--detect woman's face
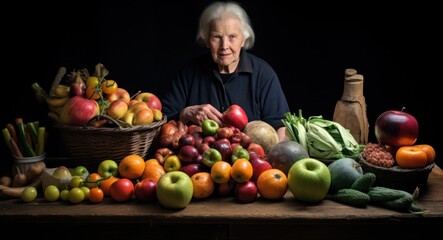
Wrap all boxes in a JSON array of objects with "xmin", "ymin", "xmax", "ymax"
[{"xmin": 208, "ymin": 16, "xmax": 245, "ymax": 73}]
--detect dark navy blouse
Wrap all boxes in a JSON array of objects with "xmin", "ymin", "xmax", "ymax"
[{"xmin": 162, "ymin": 49, "xmax": 290, "ymax": 128}]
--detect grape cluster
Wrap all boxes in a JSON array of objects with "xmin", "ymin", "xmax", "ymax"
[{"xmin": 361, "ymin": 143, "xmax": 396, "ymax": 168}]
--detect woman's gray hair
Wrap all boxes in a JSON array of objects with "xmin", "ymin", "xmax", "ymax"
[{"xmin": 196, "ymin": 1, "xmax": 255, "ymax": 50}]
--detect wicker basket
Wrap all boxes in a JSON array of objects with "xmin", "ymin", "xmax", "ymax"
[
  {"xmin": 53, "ymin": 115, "xmax": 166, "ymax": 170},
  {"xmin": 359, "ymin": 154, "xmax": 434, "ymax": 194}
]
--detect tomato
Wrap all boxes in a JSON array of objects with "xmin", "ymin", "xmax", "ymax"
[
  {"xmin": 86, "ymin": 85, "xmax": 102, "ymax": 100},
  {"xmin": 414, "ymin": 144, "xmax": 436, "ymax": 164},
  {"xmin": 89, "ymin": 187, "xmax": 104, "ymax": 203},
  {"xmin": 86, "ymin": 76, "xmax": 100, "ymax": 87},
  {"xmin": 395, "ymin": 146, "xmax": 428, "ymax": 169},
  {"xmin": 101, "ymin": 79, "xmax": 118, "ymax": 95},
  {"xmin": 85, "ymin": 173, "xmax": 102, "ymax": 188}
]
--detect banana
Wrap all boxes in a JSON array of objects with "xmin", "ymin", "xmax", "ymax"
[
  {"xmin": 46, "ymin": 96, "xmax": 69, "ymax": 108},
  {"xmin": 48, "ymin": 111, "xmax": 61, "ymax": 123},
  {"xmin": 52, "ymin": 84, "xmax": 71, "ymax": 98},
  {"xmin": 0, "ymin": 174, "xmax": 42, "ymax": 199}
]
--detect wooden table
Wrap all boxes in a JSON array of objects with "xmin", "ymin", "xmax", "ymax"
[{"xmin": 1, "ymin": 165, "xmax": 442, "ymax": 240}]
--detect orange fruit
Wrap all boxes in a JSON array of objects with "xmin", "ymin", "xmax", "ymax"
[
  {"xmin": 210, "ymin": 161, "xmax": 232, "ymax": 184},
  {"xmin": 140, "ymin": 159, "xmax": 166, "ymax": 183},
  {"xmin": 85, "ymin": 173, "xmax": 102, "ymax": 188},
  {"xmin": 395, "ymin": 146, "xmax": 428, "ymax": 169},
  {"xmin": 191, "ymin": 172, "xmax": 215, "ymax": 199},
  {"xmin": 230, "ymin": 158, "xmax": 253, "ymax": 183},
  {"xmin": 257, "ymin": 169, "xmax": 288, "ymax": 200},
  {"xmin": 414, "ymin": 144, "xmax": 436, "ymax": 164},
  {"xmin": 99, "ymin": 176, "xmax": 119, "ymax": 197},
  {"xmin": 89, "ymin": 187, "xmax": 104, "ymax": 203},
  {"xmin": 118, "ymin": 154, "xmax": 146, "ymax": 179}
]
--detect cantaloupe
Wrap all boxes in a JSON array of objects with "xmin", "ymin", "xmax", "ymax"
[{"xmin": 243, "ymin": 120, "xmax": 279, "ymax": 154}]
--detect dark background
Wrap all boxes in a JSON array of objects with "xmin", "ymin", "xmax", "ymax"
[{"xmin": 1, "ymin": 1, "xmax": 441, "ymax": 170}]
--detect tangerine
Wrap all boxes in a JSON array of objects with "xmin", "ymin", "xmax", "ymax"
[
  {"xmin": 191, "ymin": 172, "xmax": 215, "ymax": 199},
  {"xmin": 210, "ymin": 161, "xmax": 232, "ymax": 184},
  {"xmin": 118, "ymin": 154, "xmax": 146, "ymax": 179},
  {"xmin": 99, "ymin": 176, "xmax": 119, "ymax": 197},
  {"xmin": 230, "ymin": 158, "xmax": 253, "ymax": 183},
  {"xmin": 257, "ymin": 168, "xmax": 288, "ymax": 200},
  {"xmin": 140, "ymin": 159, "xmax": 166, "ymax": 183}
]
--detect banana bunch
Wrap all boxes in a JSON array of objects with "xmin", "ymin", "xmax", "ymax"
[
  {"xmin": 32, "ymin": 82, "xmax": 70, "ymax": 123},
  {"xmin": 46, "ymin": 84, "xmax": 71, "ymax": 123}
]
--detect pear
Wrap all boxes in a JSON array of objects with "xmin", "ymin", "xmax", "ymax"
[{"xmin": 52, "ymin": 166, "xmax": 72, "ymax": 179}]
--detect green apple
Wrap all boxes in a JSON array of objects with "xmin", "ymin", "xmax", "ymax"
[
  {"xmin": 202, "ymin": 148, "xmax": 222, "ymax": 167},
  {"xmin": 98, "ymin": 159, "xmax": 119, "ymax": 178},
  {"xmin": 287, "ymin": 158, "xmax": 331, "ymax": 203},
  {"xmin": 72, "ymin": 165, "xmax": 89, "ymax": 177},
  {"xmin": 156, "ymin": 171, "xmax": 193, "ymax": 209},
  {"xmin": 163, "ymin": 155, "xmax": 182, "ymax": 172},
  {"xmin": 201, "ymin": 119, "xmax": 219, "ymax": 136}
]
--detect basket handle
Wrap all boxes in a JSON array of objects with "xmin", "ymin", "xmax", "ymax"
[{"xmin": 83, "ymin": 115, "xmax": 126, "ymax": 129}]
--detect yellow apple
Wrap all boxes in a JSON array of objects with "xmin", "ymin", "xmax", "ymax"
[
  {"xmin": 107, "ymin": 99, "xmax": 129, "ymax": 120},
  {"xmin": 128, "ymin": 101, "xmax": 149, "ymax": 113},
  {"xmin": 107, "ymin": 88, "xmax": 130, "ymax": 104},
  {"xmin": 133, "ymin": 108, "xmax": 154, "ymax": 125}
]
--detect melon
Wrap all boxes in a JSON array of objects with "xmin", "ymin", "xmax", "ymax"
[
  {"xmin": 327, "ymin": 158, "xmax": 363, "ymax": 193},
  {"xmin": 266, "ymin": 140, "xmax": 309, "ymax": 175},
  {"xmin": 243, "ymin": 120, "xmax": 279, "ymax": 154}
]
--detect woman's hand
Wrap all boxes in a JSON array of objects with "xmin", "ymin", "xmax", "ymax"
[{"xmin": 180, "ymin": 104, "xmax": 223, "ymax": 126}]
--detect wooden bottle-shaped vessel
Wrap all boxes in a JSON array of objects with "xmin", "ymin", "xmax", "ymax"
[{"xmin": 333, "ymin": 68, "xmax": 369, "ymax": 144}]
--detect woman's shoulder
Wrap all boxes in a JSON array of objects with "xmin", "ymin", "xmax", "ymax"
[{"xmin": 242, "ymin": 51, "xmax": 276, "ymax": 73}]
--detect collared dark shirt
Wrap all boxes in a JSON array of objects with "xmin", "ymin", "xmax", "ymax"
[{"xmin": 162, "ymin": 50, "xmax": 290, "ymax": 128}]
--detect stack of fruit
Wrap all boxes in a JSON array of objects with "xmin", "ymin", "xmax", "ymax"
[{"xmin": 33, "ymin": 63, "xmax": 163, "ymax": 128}]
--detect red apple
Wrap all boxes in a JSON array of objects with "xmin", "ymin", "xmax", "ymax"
[
  {"xmin": 375, "ymin": 109, "xmax": 419, "ymax": 147},
  {"xmin": 247, "ymin": 143, "xmax": 266, "ymax": 159},
  {"xmin": 217, "ymin": 127, "xmax": 234, "ymax": 140},
  {"xmin": 222, "ymin": 104, "xmax": 249, "ymax": 130},
  {"xmin": 187, "ymin": 124, "xmax": 202, "ymax": 135},
  {"xmin": 234, "ymin": 180, "xmax": 258, "ymax": 203},
  {"xmin": 250, "ymin": 157, "xmax": 272, "ymax": 183},
  {"xmin": 178, "ymin": 145, "xmax": 199, "ymax": 163},
  {"xmin": 161, "ymin": 122, "xmax": 178, "ymax": 136},
  {"xmin": 197, "ymin": 142, "xmax": 211, "ymax": 155},
  {"xmin": 240, "ymin": 133, "xmax": 252, "ymax": 149},
  {"xmin": 154, "ymin": 147, "xmax": 174, "ymax": 164},
  {"xmin": 134, "ymin": 179, "xmax": 157, "ymax": 202},
  {"xmin": 110, "ymin": 178, "xmax": 134, "ymax": 202},
  {"xmin": 203, "ymin": 136, "xmax": 217, "ymax": 146},
  {"xmin": 135, "ymin": 92, "xmax": 162, "ymax": 111},
  {"xmin": 178, "ymin": 134, "xmax": 195, "ymax": 147},
  {"xmin": 179, "ymin": 163, "xmax": 205, "ymax": 177},
  {"xmin": 107, "ymin": 87, "xmax": 130, "ymax": 104},
  {"xmin": 59, "ymin": 96, "xmax": 100, "ymax": 126},
  {"xmin": 212, "ymin": 139, "xmax": 233, "ymax": 162},
  {"xmin": 216, "ymin": 179, "xmax": 236, "ymax": 197}
]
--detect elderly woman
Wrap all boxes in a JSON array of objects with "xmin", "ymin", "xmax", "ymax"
[{"xmin": 162, "ymin": 1, "xmax": 290, "ymax": 141}]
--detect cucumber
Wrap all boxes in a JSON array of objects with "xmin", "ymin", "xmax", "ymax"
[
  {"xmin": 351, "ymin": 172, "xmax": 376, "ymax": 193},
  {"xmin": 328, "ymin": 188, "xmax": 370, "ymax": 208}
]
